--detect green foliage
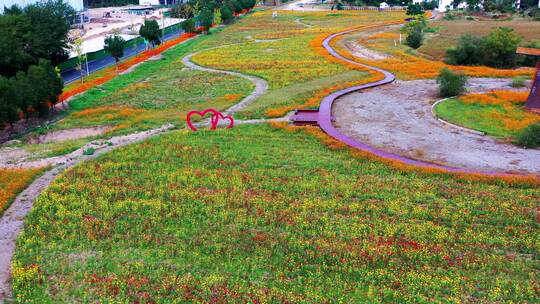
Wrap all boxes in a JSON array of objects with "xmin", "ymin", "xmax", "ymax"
[
  {"xmin": 198, "ymin": 6, "xmax": 214, "ymax": 32},
  {"xmin": 445, "ymin": 27, "xmax": 522, "ymax": 68},
  {"xmin": 180, "ymin": 18, "xmax": 196, "ymax": 33},
  {"xmin": 405, "ymin": 27, "xmax": 423, "ymax": 49},
  {"xmin": 170, "ymin": 3, "xmax": 195, "ymax": 19},
  {"xmin": 445, "ymin": 34, "xmax": 483, "ymax": 65},
  {"xmin": 139, "ymin": 19, "xmax": 162, "ymax": 47},
  {"xmin": 482, "ymin": 27, "xmax": 522, "ymax": 68},
  {"xmin": 214, "ymin": 8, "xmax": 222, "ymax": 25},
  {"xmin": 516, "ymin": 122, "xmax": 540, "ymax": 148},
  {"xmin": 220, "ymin": 4, "xmax": 233, "ymax": 23},
  {"xmin": 406, "ymin": 3, "xmax": 424, "ymax": 15},
  {"xmin": 104, "ymin": 35, "xmax": 126, "ymax": 63},
  {"xmin": 0, "ymin": 0, "xmax": 74, "ymax": 76},
  {"xmin": 437, "ymin": 68, "xmax": 467, "ymax": 97},
  {"xmin": 228, "ymin": 0, "xmax": 243, "ymax": 14},
  {"xmin": 82, "ymin": 147, "xmax": 96, "ymax": 155}
]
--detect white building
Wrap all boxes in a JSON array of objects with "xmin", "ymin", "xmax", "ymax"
[{"xmin": 1, "ymin": 0, "xmax": 84, "ymax": 13}]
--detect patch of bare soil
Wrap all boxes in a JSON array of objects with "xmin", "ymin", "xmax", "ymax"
[
  {"xmin": 119, "ymin": 54, "xmax": 164, "ymax": 75},
  {"xmin": 27, "ymin": 126, "xmax": 110, "ymax": 144},
  {"xmin": 344, "ymin": 40, "xmax": 389, "ymax": 60},
  {"xmin": 332, "ymin": 78, "xmax": 540, "ymax": 175}
]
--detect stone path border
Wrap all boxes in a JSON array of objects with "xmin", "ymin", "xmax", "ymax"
[
  {"xmin": 431, "ymin": 98, "xmax": 487, "ymax": 136},
  {"xmin": 317, "ymin": 25, "xmax": 539, "ymax": 181}
]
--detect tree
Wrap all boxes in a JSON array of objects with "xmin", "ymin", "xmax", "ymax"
[
  {"xmin": 406, "ymin": 27, "xmax": 424, "ymax": 49},
  {"xmin": 0, "ymin": 76, "xmax": 20, "ymax": 127},
  {"xmin": 72, "ymin": 37, "xmax": 87, "ymax": 83},
  {"xmin": 406, "ymin": 3, "xmax": 424, "ymax": 15},
  {"xmin": 181, "ymin": 18, "xmax": 196, "ymax": 33},
  {"xmin": 139, "ymin": 19, "xmax": 162, "ymax": 47},
  {"xmin": 220, "ymin": 4, "xmax": 233, "ymax": 23},
  {"xmin": 481, "ymin": 27, "xmax": 521, "ymax": 68},
  {"xmin": 199, "ymin": 6, "xmax": 214, "ymax": 33},
  {"xmin": 104, "ymin": 34, "xmax": 126, "ymax": 64},
  {"xmin": 0, "ymin": 0, "xmax": 74, "ymax": 77},
  {"xmin": 171, "ymin": 3, "xmax": 195, "ymax": 19},
  {"xmin": 214, "ymin": 8, "xmax": 222, "ymax": 25},
  {"xmin": 445, "ymin": 34, "xmax": 483, "ymax": 65}
]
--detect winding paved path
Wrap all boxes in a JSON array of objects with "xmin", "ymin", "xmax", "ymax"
[{"xmin": 317, "ymin": 24, "xmax": 540, "ymax": 179}]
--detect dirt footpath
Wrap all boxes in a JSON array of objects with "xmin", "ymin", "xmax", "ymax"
[{"xmin": 332, "ymin": 79, "xmax": 540, "ymax": 175}]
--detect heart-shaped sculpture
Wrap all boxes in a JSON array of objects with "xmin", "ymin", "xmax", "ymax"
[{"xmin": 186, "ymin": 108, "xmax": 234, "ymax": 131}]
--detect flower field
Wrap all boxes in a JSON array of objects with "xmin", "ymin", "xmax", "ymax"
[
  {"xmin": 12, "ymin": 124, "xmax": 540, "ymax": 302},
  {"xmin": 0, "ymin": 168, "xmax": 44, "ymax": 216},
  {"xmin": 434, "ymin": 90, "xmax": 540, "ymax": 138},
  {"xmin": 331, "ymin": 27, "xmax": 534, "ymax": 80},
  {"xmin": 191, "ymin": 10, "xmax": 406, "ymax": 117}
]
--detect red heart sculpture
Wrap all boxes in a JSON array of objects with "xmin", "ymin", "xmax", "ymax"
[{"xmin": 186, "ymin": 108, "xmax": 234, "ymax": 131}]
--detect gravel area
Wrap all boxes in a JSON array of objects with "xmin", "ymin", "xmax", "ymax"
[{"xmin": 333, "ymin": 79, "xmax": 540, "ymax": 174}]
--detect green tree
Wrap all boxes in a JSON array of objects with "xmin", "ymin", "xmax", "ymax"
[
  {"xmin": 220, "ymin": 4, "xmax": 233, "ymax": 23},
  {"xmin": 214, "ymin": 8, "xmax": 222, "ymax": 25},
  {"xmin": 181, "ymin": 18, "xmax": 196, "ymax": 33},
  {"xmin": 104, "ymin": 34, "xmax": 126, "ymax": 64},
  {"xmin": 170, "ymin": 3, "xmax": 195, "ymax": 19},
  {"xmin": 199, "ymin": 6, "xmax": 214, "ymax": 33},
  {"xmin": 481, "ymin": 27, "xmax": 522, "ymax": 68},
  {"xmin": 139, "ymin": 19, "xmax": 162, "ymax": 48},
  {"xmin": 0, "ymin": 76, "xmax": 20, "ymax": 127},
  {"xmin": 445, "ymin": 34, "xmax": 483, "ymax": 65}
]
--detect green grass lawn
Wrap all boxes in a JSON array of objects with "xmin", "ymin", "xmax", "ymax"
[
  {"xmin": 13, "ymin": 124, "xmax": 540, "ymax": 302},
  {"xmin": 434, "ymin": 98, "xmax": 538, "ymax": 138}
]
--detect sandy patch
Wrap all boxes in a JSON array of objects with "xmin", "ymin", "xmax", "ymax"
[
  {"xmin": 119, "ymin": 54, "xmax": 164, "ymax": 75},
  {"xmin": 333, "ymin": 78, "xmax": 540, "ymax": 175},
  {"xmin": 27, "ymin": 126, "xmax": 110, "ymax": 144}
]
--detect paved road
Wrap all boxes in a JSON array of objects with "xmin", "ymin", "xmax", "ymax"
[{"xmin": 61, "ymin": 28, "xmax": 184, "ymax": 84}]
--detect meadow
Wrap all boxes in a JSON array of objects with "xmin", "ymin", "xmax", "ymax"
[
  {"xmin": 418, "ymin": 19, "xmax": 540, "ymax": 61},
  {"xmin": 5, "ymin": 9, "xmax": 540, "ymax": 302},
  {"xmin": 434, "ymin": 90, "xmax": 540, "ymax": 138},
  {"xmin": 12, "ymin": 124, "xmax": 540, "ymax": 302}
]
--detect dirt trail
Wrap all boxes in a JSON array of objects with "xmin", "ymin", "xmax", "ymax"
[{"xmin": 182, "ymin": 50, "xmax": 269, "ymax": 115}]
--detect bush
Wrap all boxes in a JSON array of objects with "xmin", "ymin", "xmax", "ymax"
[
  {"xmin": 406, "ymin": 28, "xmax": 423, "ymax": 49},
  {"xmin": 445, "ymin": 34, "xmax": 483, "ymax": 65},
  {"xmin": 481, "ymin": 27, "xmax": 521, "ymax": 68},
  {"xmin": 181, "ymin": 18, "xmax": 196, "ymax": 33},
  {"xmin": 437, "ymin": 68, "xmax": 467, "ymax": 97},
  {"xmin": 198, "ymin": 7, "xmax": 214, "ymax": 33},
  {"xmin": 220, "ymin": 5, "xmax": 233, "ymax": 23},
  {"xmin": 445, "ymin": 27, "xmax": 522, "ymax": 68},
  {"xmin": 516, "ymin": 122, "xmax": 540, "ymax": 148}
]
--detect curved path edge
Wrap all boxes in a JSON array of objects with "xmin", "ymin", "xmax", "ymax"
[
  {"xmin": 182, "ymin": 50, "xmax": 269, "ymax": 115},
  {"xmin": 317, "ymin": 27, "xmax": 539, "ymax": 181}
]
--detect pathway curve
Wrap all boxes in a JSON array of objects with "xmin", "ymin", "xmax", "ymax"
[
  {"xmin": 317, "ymin": 23, "xmax": 540, "ymax": 178},
  {"xmin": 182, "ymin": 50, "xmax": 269, "ymax": 115}
]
